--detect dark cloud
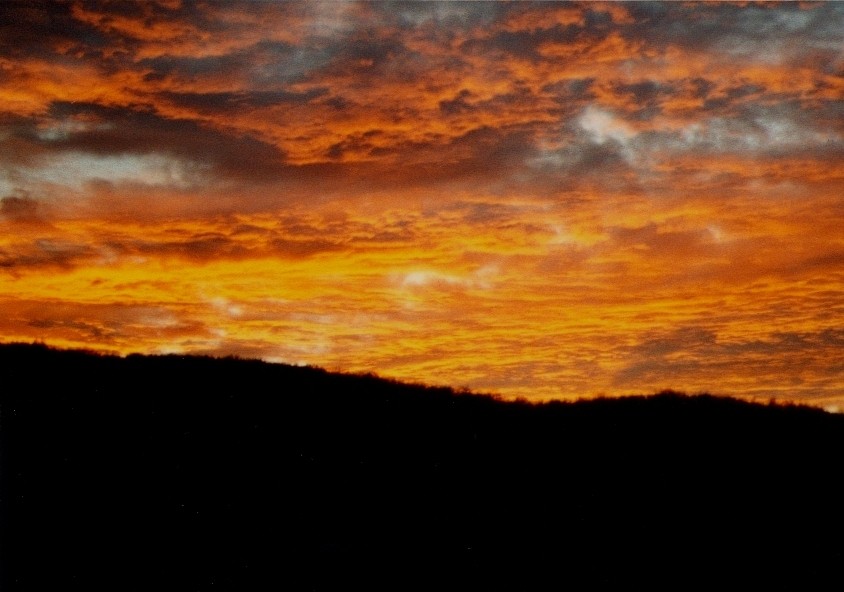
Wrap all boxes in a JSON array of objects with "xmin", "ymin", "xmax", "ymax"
[
  {"xmin": 337, "ymin": 36, "xmax": 402, "ymax": 69},
  {"xmin": 633, "ymin": 328, "xmax": 718, "ymax": 358},
  {"xmin": 573, "ymin": 141, "xmax": 629, "ymax": 171},
  {"xmin": 0, "ymin": 239, "xmax": 94, "ymax": 271},
  {"xmin": 526, "ymin": 128, "xmax": 634, "ymax": 187},
  {"xmin": 446, "ymin": 201, "xmax": 522, "ymax": 226},
  {"xmin": 583, "ymin": 7, "xmax": 615, "ymax": 30},
  {"xmin": 267, "ymin": 237, "xmax": 344, "ymax": 258},
  {"xmin": 1, "ymin": 194, "xmax": 40, "ymax": 222},
  {"xmin": 0, "ymin": 222, "xmax": 351, "ymax": 275},
  {"xmin": 390, "ymin": 125, "xmax": 537, "ymax": 185},
  {"xmin": 158, "ymin": 88, "xmax": 329, "ymax": 112},
  {"xmin": 777, "ymin": 249, "xmax": 844, "ymax": 280},
  {"xmin": 689, "ymin": 77, "xmax": 716, "ymax": 100},
  {"xmin": 439, "ymin": 89, "xmax": 474, "ymax": 117},
  {"xmin": 320, "ymin": 95, "xmax": 355, "ymax": 111},
  {"xmin": 701, "ymin": 83, "xmax": 765, "ymax": 113},
  {"xmin": 612, "ymin": 80, "xmax": 677, "ymax": 120},
  {"xmin": 0, "ymin": 1, "xmax": 105, "ymax": 60},
  {"xmin": 0, "ymin": 1, "xmax": 209, "ymax": 77},
  {"xmin": 317, "ymin": 124, "xmax": 541, "ymax": 189},
  {"xmin": 140, "ymin": 53, "xmax": 247, "ymax": 82},
  {"xmin": 542, "ymin": 78, "xmax": 596, "ymax": 101},
  {"xmin": 129, "ymin": 234, "xmax": 248, "ymax": 262},
  {"xmin": 437, "ymin": 83, "xmax": 546, "ymax": 120},
  {"xmin": 324, "ymin": 129, "xmax": 384, "ymax": 161},
  {"xmin": 614, "ymin": 326, "xmax": 844, "ymax": 389},
  {"xmin": 32, "ymin": 102, "xmax": 288, "ymax": 182},
  {"xmin": 28, "ymin": 317, "xmax": 111, "ymax": 340},
  {"xmin": 462, "ymin": 23, "xmax": 584, "ymax": 62},
  {"xmin": 611, "ymin": 327, "xmax": 722, "ymax": 388},
  {"xmin": 313, "ymin": 33, "xmax": 432, "ymax": 87},
  {"xmin": 15, "ymin": 299, "xmax": 203, "ymax": 344},
  {"xmin": 607, "ymin": 223, "xmax": 712, "ymax": 254},
  {"xmin": 482, "ymin": 86, "xmax": 540, "ymax": 115},
  {"xmin": 98, "ymin": 222, "xmax": 348, "ymax": 264},
  {"xmin": 140, "ymin": 39, "xmax": 337, "ymax": 86},
  {"xmin": 622, "ymin": 1, "xmax": 844, "ymax": 59}
]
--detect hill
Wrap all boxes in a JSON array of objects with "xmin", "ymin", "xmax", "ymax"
[{"xmin": 2, "ymin": 343, "xmax": 843, "ymax": 590}]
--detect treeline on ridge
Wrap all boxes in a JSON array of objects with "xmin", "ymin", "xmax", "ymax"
[{"xmin": 2, "ymin": 343, "xmax": 842, "ymax": 590}]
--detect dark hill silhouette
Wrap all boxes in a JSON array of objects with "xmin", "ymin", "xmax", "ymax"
[{"xmin": 2, "ymin": 343, "xmax": 843, "ymax": 590}]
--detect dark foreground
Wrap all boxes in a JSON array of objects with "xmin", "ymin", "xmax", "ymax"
[{"xmin": 2, "ymin": 344, "xmax": 843, "ymax": 590}]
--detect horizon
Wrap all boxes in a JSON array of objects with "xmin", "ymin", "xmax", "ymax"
[
  {"xmin": 2, "ymin": 339, "xmax": 840, "ymax": 414},
  {"xmin": 1, "ymin": 2, "xmax": 842, "ymax": 408}
]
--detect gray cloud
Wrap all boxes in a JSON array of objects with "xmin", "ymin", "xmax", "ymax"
[
  {"xmin": 461, "ymin": 23, "xmax": 585, "ymax": 62},
  {"xmin": 614, "ymin": 327, "xmax": 844, "ymax": 392},
  {"xmin": 385, "ymin": 2, "xmax": 504, "ymax": 30},
  {"xmin": 11, "ymin": 101, "xmax": 290, "ymax": 183},
  {"xmin": 622, "ymin": 2, "xmax": 844, "ymax": 71}
]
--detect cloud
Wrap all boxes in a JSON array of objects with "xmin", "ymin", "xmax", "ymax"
[
  {"xmin": 388, "ymin": 2, "xmax": 503, "ymax": 29},
  {"xmin": 0, "ymin": 2, "xmax": 103, "ymax": 61},
  {"xmin": 0, "ymin": 297, "xmax": 208, "ymax": 351},
  {"xmin": 1, "ymin": 193, "xmax": 40, "ymax": 222},
  {"xmin": 1, "ymin": 1, "xmax": 842, "ymax": 407},
  {"xmin": 0, "ymin": 239, "xmax": 94, "ymax": 271},
  {"xmin": 38, "ymin": 102, "xmax": 287, "ymax": 181},
  {"xmin": 158, "ymin": 88, "xmax": 329, "ymax": 112},
  {"xmin": 613, "ymin": 325, "xmax": 844, "ymax": 398}
]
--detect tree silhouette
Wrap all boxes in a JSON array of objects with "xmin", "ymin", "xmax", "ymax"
[{"xmin": 1, "ymin": 343, "xmax": 842, "ymax": 590}]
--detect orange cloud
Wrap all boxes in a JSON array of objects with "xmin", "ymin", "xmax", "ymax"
[{"xmin": 1, "ymin": 1, "xmax": 841, "ymax": 407}]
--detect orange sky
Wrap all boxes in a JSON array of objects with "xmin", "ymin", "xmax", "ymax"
[{"xmin": 1, "ymin": 1, "xmax": 842, "ymax": 408}]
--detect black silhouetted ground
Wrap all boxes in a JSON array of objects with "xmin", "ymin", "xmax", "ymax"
[{"xmin": 2, "ymin": 343, "xmax": 842, "ymax": 590}]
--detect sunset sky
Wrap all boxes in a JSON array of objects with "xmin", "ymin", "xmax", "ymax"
[{"xmin": 1, "ymin": 1, "xmax": 842, "ymax": 407}]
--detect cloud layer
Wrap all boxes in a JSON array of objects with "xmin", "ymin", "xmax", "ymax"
[{"xmin": 1, "ymin": 1, "xmax": 842, "ymax": 406}]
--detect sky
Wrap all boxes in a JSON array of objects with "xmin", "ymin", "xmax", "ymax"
[{"xmin": 1, "ymin": 1, "xmax": 842, "ymax": 408}]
